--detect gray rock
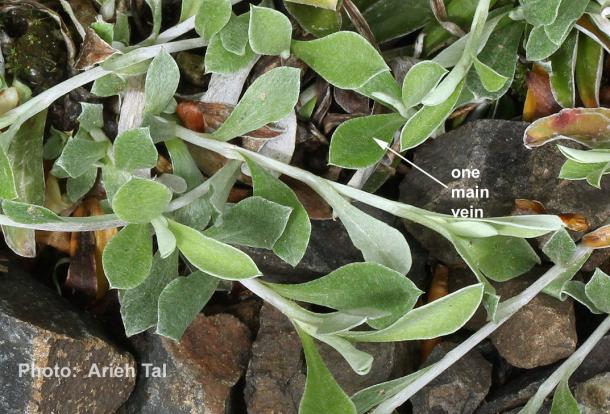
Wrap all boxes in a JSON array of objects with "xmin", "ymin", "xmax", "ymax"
[
  {"xmin": 491, "ymin": 272, "xmax": 577, "ymax": 369},
  {"xmin": 119, "ymin": 314, "xmax": 251, "ymax": 414},
  {"xmin": 0, "ymin": 270, "xmax": 135, "ymax": 414},
  {"xmin": 245, "ymin": 304, "xmax": 412, "ymax": 414},
  {"xmin": 411, "ymin": 342, "xmax": 492, "ymax": 414},
  {"xmin": 576, "ymin": 372, "xmax": 610, "ymax": 414},
  {"xmin": 399, "ymin": 120, "xmax": 610, "ymax": 265}
]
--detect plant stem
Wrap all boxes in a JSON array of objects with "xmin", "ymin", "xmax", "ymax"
[
  {"xmin": 370, "ymin": 245, "xmax": 592, "ymax": 414},
  {"xmin": 519, "ymin": 313, "xmax": 610, "ymax": 413}
]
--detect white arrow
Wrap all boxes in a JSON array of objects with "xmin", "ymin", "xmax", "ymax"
[{"xmin": 373, "ymin": 138, "xmax": 448, "ymax": 189}]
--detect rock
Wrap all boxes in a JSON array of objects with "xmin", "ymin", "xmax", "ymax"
[
  {"xmin": 576, "ymin": 372, "xmax": 610, "ymax": 414},
  {"xmin": 478, "ymin": 334, "xmax": 610, "ymax": 413},
  {"xmin": 491, "ymin": 271, "xmax": 577, "ymax": 369},
  {"xmin": 119, "ymin": 314, "xmax": 251, "ymax": 414},
  {"xmin": 411, "ymin": 342, "xmax": 492, "ymax": 414},
  {"xmin": 399, "ymin": 120, "xmax": 610, "ymax": 266},
  {"xmin": 245, "ymin": 304, "xmax": 412, "ymax": 413},
  {"xmin": 0, "ymin": 270, "xmax": 135, "ymax": 414}
]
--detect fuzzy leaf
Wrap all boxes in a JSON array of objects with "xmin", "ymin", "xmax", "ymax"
[
  {"xmin": 543, "ymin": 228, "xmax": 577, "ymax": 266},
  {"xmin": 329, "ymin": 114, "xmax": 405, "ymax": 169},
  {"xmin": 168, "ymin": 219, "xmax": 261, "ymax": 280},
  {"xmin": 522, "ymin": 0, "xmax": 562, "ymax": 27},
  {"xmin": 576, "ymin": 34, "xmax": 603, "ymax": 108},
  {"xmin": 220, "ymin": 13, "xmax": 250, "ymax": 56},
  {"xmin": 67, "ymin": 166, "xmax": 98, "ymax": 202},
  {"xmin": 91, "ymin": 73, "xmax": 127, "ymax": 97},
  {"xmin": 291, "ymin": 32, "xmax": 389, "ymax": 89},
  {"xmin": 473, "ymin": 57, "xmax": 509, "ymax": 93},
  {"xmin": 156, "ymin": 271, "xmax": 220, "ymax": 341},
  {"xmin": 212, "ymin": 67, "xmax": 300, "ymax": 141},
  {"xmin": 585, "ymin": 269, "xmax": 610, "ymax": 313},
  {"xmin": 78, "ymin": 103, "xmax": 104, "ymax": 131},
  {"xmin": 151, "ymin": 216, "xmax": 177, "ymax": 258},
  {"xmin": 467, "ymin": 236, "xmax": 540, "ymax": 282},
  {"xmin": 112, "ymin": 178, "xmax": 173, "ymax": 224},
  {"xmin": 113, "ymin": 128, "xmax": 158, "ymax": 171},
  {"xmin": 145, "ymin": 50, "xmax": 180, "ymax": 115},
  {"xmin": 2, "ymin": 200, "xmax": 62, "ymax": 224},
  {"xmin": 102, "ymin": 224, "xmax": 153, "ymax": 289},
  {"xmin": 195, "ymin": 0, "xmax": 232, "ymax": 42},
  {"xmin": 54, "ymin": 138, "xmax": 109, "ymax": 178},
  {"xmin": 249, "ymin": 5, "xmax": 292, "ymax": 57},
  {"xmin": 550, "ymin": 379, "xmax": 580, "ymax": 414},
  {"xmin": 204, "ymin": 33, "xmax": 256, "ymax": 74},
  {"xmin": 401, "ymin": 61, "xmax": 447, "ymax": 109},
  {"xmin": 550, "ymin": 31, "xmax": 578, "ymax": 108},
  {"xmin": 284, "ymin": 1, "xmax": 341, "ymax": 38}
]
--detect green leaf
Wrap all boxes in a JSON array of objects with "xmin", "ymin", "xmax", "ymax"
[
  {"xmin": 168, "ymin": 219, "xmax": 261, "ymax": 280},
  {"xmin": 145, "ymin": 0, "xmax": 162, "ymax": 38},
  {"xmin": 473, "ymin": 57, "xmax": 509, "ymax": 93},
  {"xmin": 267, "ymin": 262, "xmax": 423, "ymax": 329},
  {"xmin": 467, "ymin": 236, "xmax": 540, "ymax": 282},
  {"xmin": 102, "ymin": 224, "xmax": 153, "ymax": 289},
  {"xmin": 249, "ymin": 5, "xmax": 292, "ymax": 57},
  {"xmin": 115, "ymin": 12, "xmax": 130, "ymax": 44},
  {"xmin": 284, "ymin": 1, "xmax": 341, "ymax": 38},
  {"xmin": 204, "ymin": 32, "xmax": 256, "ymax": 74},
  {"xmin": 585, "ymin": 269, "xmax": 610, "ymax": 313},
  {"xmin": 144, "ymin": 50, "xmax": 180, "ymax": 115},
  {"xmin": 66, "ymin": 166, "xmax": 97, "ymax": 202},
  {"xmin": 2, "ymin": 200, "xmax": 62, "ymax": 224},
  {"xmin": 543, "ymin": 229, "xmax": 577, "ymax": 266},
  {"xmin": 550, "ymin": 30, "xmax": 578, "ymax": 108},
  {"xmin": 315, "ymin": 183, "xmax": 411, "ymax": 274},
  {"xmin": 562, "ymin": 280, "xmax": 602, "ymax": 314},
  {"xmin": 362, "ymin": 0, "xmax": 432, "ymax": 43},
  {"xmin": 401, "ymin": 61, "xmax": 447, "ymax": 109},
  {"xmin": 0, "ymin": 145, "xmax": 17, "ymax": 200},
  {"xmin": 576, "ymin": 34, "xmax": 603, "ymax": 108},
  {"xmin": 101, "ymin": 165, "xmax": 131, "ymax": 203},
  {"xmin": 522, "ymin": 0, "xmax": 562, "ymax": 27},
  {"xmin": 297, "ymin": 328, "xmax": 357, "ymax": 414},
  {"xmin": 207, "ymin": 160, "xmax": 241, "ymax": 219},
  {"xmin": 204, "ymin": 196, "xmax": 292, "ymax": 248},
  {"xmin": 329, "ymin": 114, "xmax": 405, "ymax": 169},
  {"xmin": 559, "ymin": 159, "xmax": 610, "ymax": 181},
  {"xmin": 151, "ymin": 216, "xmax": 177, "ymax": 259},
  {"xmin": 558, "ymin": 146, "xmax": 610, "ymax": 164},
  {"xmin": 91, "ymin": 73, "xmax": 127, "ymax": 97},
  {"xmin": 341, "ymin": 284, "xmax": 484, "ymax": 342},
  {"xmin": 120, "ymin": 251, "xmax": 179, "ymax": 336},
  {"xmin": 78, "ymin": 103, "xmax": 104, "ymax": 131},
  {"xmin": 113, "ymin": 128, "xmax": 158, "ymax": 171},
  {"xmin": 291, "ymin": 32, "xmax": 389, "ymax": 89},
  {"xmin": 544, "ymin": 0, "xmax": 589, "ymax": 45},
  {"xmin": 245, "ymin": 157, "xmax": 311, "ymax": 266},
  {"xmin": 550, "ymin": 379, "xmax": 580, "ymax": 414},
  {"xmin": 285, "ymin": 0, "xmax": 338, "ymax": 10},
  {"xmin": 220, "ymin": 13, "xmax": 250, "ymax": 56},
  {"xmin": 43, "ymin": 128, "xmax": 67, "ymax": 160},
  {"xmin": 91, "ymin": 21, "xmax": 114, "ymax": 44},
  {"xmin": 55, "ymin": 138, "xmax": 108, "ymax": 178},
  {"xmin": 112, "ymin": 178, "xmax": 172, "ymax": 224},
  {"xmin": 156, "ymin": 271, "xmax": 220, "ymax": 341},
  {"xmin": 400, "ymin": 81, "xmax": 463, "ymax": 151},
  {"xmin": 212, "ymin": 67, "xmax": 300, "ymax": 141},
  {"xmin": 180, "ymin": 0, "xmax": 201, "ymax": 22},
  {"xmin": 525, "ymin": 26, "xmax": 562, "ymax": 61},
  {"xmin": 195, "ymin": 0, "xmax": 232, "ymax": 42},
  {"xmin": 466, "ymin": 19, "xmax": 524, "ymax": 100}
]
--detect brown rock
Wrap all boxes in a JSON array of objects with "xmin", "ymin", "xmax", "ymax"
[
  {"xmin": 0, "ymin": 270, "xmax": 135, "ymax": 414},
  {"xmin": 491, "ymin": 273, "xmax": 577, "ymax": 369},
  {"xmin": 120, "ymin": 314, "xmax": 251, "ymax": 414}
]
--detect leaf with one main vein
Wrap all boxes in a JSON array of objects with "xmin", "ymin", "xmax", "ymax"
[
  {"xmin": 297, "ymin": 327, "xmax": 357, "ymax": 414},
  {"xmin": 585, "ymin": 269, "xmax": 610, "ymax": 313},
  {"xmin": 212, "ymin": 67, "xmax": 300, "ymax": 141},
  {"xmin": 55, "ymin": 138, "xmax": 108, "ymax": 179},
  {"xmin": 207, "ymin": 160, "xmax": 242, "ymax": 219},
  {"xmin": 67, "ymin": 166, "xmax": 98, "ymax": 202},
  {"xmin": 560, "ymin": 159, "xmax": 610, "ymax": 181},
  {"xmin": 550, "ymin": 30, "xmax": 578, "ymax": 108},
  {"xmin": 284, "ymin": 1, "xmax": 341, "ymax": 38},
  {"xmin": 113, "ymin": 127, "xmax": 158, "ymax": 171},
  {"xmin": 522, "ymin": 0, "xmax": 562, "ymax": 27},
  {"xmin": 151, "ymin": 216, "xmax": 177, "ymax": 258},
  {"xmin": 544, "ymin": 0, "xmax": 589, "ymax": 45},
  {"xmin": 562, "ymin": 280, "xmax": 602, "ymax": 314},
  {"xmin": 285, "ymin": 0, "xmax": 338, "ymax": 11},
  {"xmin": 472, "ymin": 57, "xmax": 509, "ymax": 93},
  {"xmin": 102, "ymin": 224, "xmax": 153, "ymax": 289},
  {"xmin": 329, "ymin": 114, "xmax": 406, "ymax": 169},
  {"xmin": 310, "ymin": 330, "xmax": 373, "ymax": 375},
  {"xmin": 120, "ymin": 250, "xmax": 179, "ymax": 336},
  {"xmin": 1, "ymin": 200, "xmax": 63, "ymax": 224},
  {"xmin": 576, "ymin": 34, "xmax": 603, "ymax": 108},
  {"xmin": 267, "ymin": 262, "xmax": 422, "ymax": 329},
  {"xmin": 526, "ymin": 25, "xmax": 563, "ymax": 61},
  {"xmin": 400, "ymin": 80, "xmax": 463, "ymax": 151},
  {"xmin": 549, "ymin": 379, "xmax": 580, "ymax": 414},
  {"xmin": 401, "ymin": 61, "xmax": 447, "ymax": 109},
  {"xmin": 78, "ymin": 103, "xmax": 104, "ymax": 131},
  {"xmin": 168, "ymin": 218, "xmax": 261, "ymax": 280},
  {"xmin": 356, "ymin": 71, "xmax": 403, "ymax": 111},
  {"xmin": 340, "ymin": 284, "xmax": 484, "ymax": 342},
  {"xmin": 204, "ymin": 196, "xmax": 292, "ymax": 248},
  {"xmin": 466, "ymin": 19, "xmax": 524, "ymax": 100},
  {"xmin": 204, "ymin": 32, "xmax": 256, "ymax": 74},
  {"xmin": 249, "ymin": 5, "xmax": 292, "ymax": 57},
  {"xmin": 112, "ymin": 178, "xmax": 173, "ymax": 224},
  {"xmin": 362, "ymin": 0, "xmax": 432, "ymax": 43},
  {"xmin": 245, "ymin": 157, "xmax": 311, "ymax": 266},
  {"xmin": 195, "ymin": 0, "xmax": 232, "ymax": 42},
  {"xmin": 145, "ymin": 0, "xmax": 162, "ymax": 38},
  {"xmin": 467, "ymin": 214, "xmax": 565, "ymax": 238},
  {"xmin": 144, "ymin": 50, "xmax": 180, "ymax": 115},
  {"xmin": 543, "ymin": 228, "xmax": 577, "ymax": 266},
  {"xmin": 291, "ymin": 31, "xmax": 389, "ymax": 90},
  {"xmin": 180, "ymin": 0, "xmax": 200, "ymax": 22},
  {"xmin": 156, "ymin": 271, "xmax": 220, "ymax": 341},
  {"xmin": 585, "ymin": 162, "xmax": 610, "ymax": 188},
  {"xmin": 466, "ymin": 236, "xmax": 540, "ymax": 282},
  {"xmin": 315, "ymin": 182, "xmax": 411, "ymax": 275},
  {"xmin": 558, "ymin": 146, "xmax": 610, "ymax": 164},
  {"xmin": 220, "ymin": 13, "xmax": 250, "ymax": 56},
  {"xmin": 0, "ymin": 145, "xmax": 17, "ymax": 200},
  {"xmin": 543, "ymin": 248, "xmax": 592, "ymax": 299}
]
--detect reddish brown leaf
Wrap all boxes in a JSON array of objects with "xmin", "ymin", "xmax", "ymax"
[
  {"xmin": 583, "ymin": 224, "xmax": 610, "ymax": 248},
  {"xmin": 523, "ymin": 66, "xmax": 561, "ymax": 122},
  {"xmin": 74, "ymin": 28, "xmax": 117, "ymax": 70},
  {"xmin": 558, "ymin": 213, "xmax": 590, "ymax": 233}
]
